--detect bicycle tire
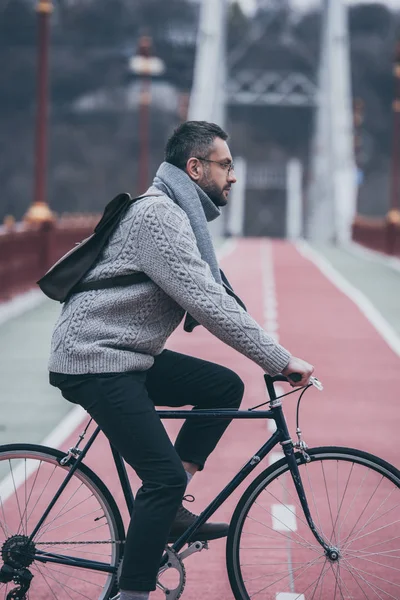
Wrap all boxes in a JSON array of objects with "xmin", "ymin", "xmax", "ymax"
[
  {"xmin": 0, "ymin": 443, "xmax": 125, "ymax": 600},
  {"xmin": 226, "ymin": 446, "xmax": 400, "ymax": 600}
]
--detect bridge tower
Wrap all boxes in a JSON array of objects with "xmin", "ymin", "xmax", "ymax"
[
  {"xmin": 306, "ymin": 0, "xmax": 357, "ymax": 244},
  {"xmin": 188, "ymin": 0, "xmax": 356, "ymax": 243},
  {"xmin": 188, "ymin": 0, "xmax": 227, "ymax": 127}
]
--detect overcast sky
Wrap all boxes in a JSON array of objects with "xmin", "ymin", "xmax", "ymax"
[{"xmin": 237, "ymin": 0, "xmax": 400, "ymax": 16}]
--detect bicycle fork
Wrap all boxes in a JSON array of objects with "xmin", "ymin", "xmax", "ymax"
[{"xmin": 273, "ymin": 403, "xmax": 341, "ymax": 563}]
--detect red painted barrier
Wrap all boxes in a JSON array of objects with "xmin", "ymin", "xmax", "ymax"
[
  {"xmin": 1, "ymin": 212, "xmax": 399, "ymax": 304},
  {"xmin": 0, "ymin": 216, "xmax": 97, "ymax": 302},
  {"xmin": 352, "ymin": 214, "xmax": 400, "ymax": 256}
]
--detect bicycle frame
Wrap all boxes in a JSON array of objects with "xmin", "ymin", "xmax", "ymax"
[{"xmin": 28, "ymin": 376, "xmax": 330, "ymax": 576}]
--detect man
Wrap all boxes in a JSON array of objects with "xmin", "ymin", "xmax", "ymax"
[{"xmin": 49, "ymin": 121, "xmax": 313, "ymax": 600}]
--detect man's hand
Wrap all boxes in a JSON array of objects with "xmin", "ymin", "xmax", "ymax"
[{"xmin": 282, "ymin": 356, "xmax": 314, "ymax": 387}]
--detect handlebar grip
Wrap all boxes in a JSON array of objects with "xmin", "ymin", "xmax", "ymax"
[{"xmin": 287, "ymin": 373, "xmax": 302, "ymax": 384}]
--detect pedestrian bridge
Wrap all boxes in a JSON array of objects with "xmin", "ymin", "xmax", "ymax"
[{"xmin": 0, "ymin": 237, "xmax": 400, "ymax": 598}]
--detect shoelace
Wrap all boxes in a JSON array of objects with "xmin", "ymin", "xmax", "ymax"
[
  {"xmin": 178, "ymin": 494, "xmax": 196, "ymax": 518},
  {"xmin": 183, "ymin": 494, "xmax": 195, "ymax": 503}
]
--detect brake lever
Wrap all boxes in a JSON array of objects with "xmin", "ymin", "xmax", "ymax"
[
  {"xmin": 287, "ymin": 373, "xmax": 323, "ymax": 391},
  {"xmin": 310, "ymin": 376, "xmax": 323, "ymax": 391}
]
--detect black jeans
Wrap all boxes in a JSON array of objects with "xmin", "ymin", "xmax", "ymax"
[{"xmin": 49, "ymin": 349, "xmax": 244, "ymax": 591}]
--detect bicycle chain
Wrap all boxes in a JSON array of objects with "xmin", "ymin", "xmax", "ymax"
[{"xmin": 36, "ymin": 540, "xmax": 125, "ymax": 545}]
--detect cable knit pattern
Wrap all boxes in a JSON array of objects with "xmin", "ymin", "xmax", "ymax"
[{"xmin": 49, "ymin": 193, "xmax": 291, "ymax": 375}]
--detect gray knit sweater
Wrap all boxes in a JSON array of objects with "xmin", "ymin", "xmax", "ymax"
[{"xmin": 48, "ymin": 190, "xmax": 291, "ymax": 375}]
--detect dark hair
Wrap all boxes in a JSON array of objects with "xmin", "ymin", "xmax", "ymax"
[{"xmin": 165, "ymin": 121, "xmax": 228, "ymax": 170}]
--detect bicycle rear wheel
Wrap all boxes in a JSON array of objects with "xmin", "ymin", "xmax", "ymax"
[
  {"xmin": 0, "ymin": 444, "xmax": 125, "ymax": 600},
  {"xmin": 227, "ymin": 446, "xmax": 400, "ymax": 600}
]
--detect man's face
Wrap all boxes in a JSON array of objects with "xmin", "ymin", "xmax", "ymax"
[{"xmin": 189, "ymin": 137, "xmax": 237, "ymax": 207}]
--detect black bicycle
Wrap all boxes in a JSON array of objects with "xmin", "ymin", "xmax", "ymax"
[{"xmin": 0, "ymin": 374, "xmax": 399, "ymax": 600}]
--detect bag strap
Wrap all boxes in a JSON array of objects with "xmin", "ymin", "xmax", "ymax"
[
  {"xmin": 69, "ymin": 191, "xmax": 164, "ymax": 296},
  {"xmin": 72, "ymin": 272, "xmax": 150, "ymax": 294}
]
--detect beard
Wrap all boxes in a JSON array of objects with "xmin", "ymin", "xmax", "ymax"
[{"xmin": 199, "ymin": 177, "xmax": 229, "ymax": 207}]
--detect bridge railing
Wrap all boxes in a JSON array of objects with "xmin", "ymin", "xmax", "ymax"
[
  {"xmin": 0, "ymin": 216, "xmax": 97, "ymax": 302},
  {"xmin": 1, "ymin": 213, "xmax": 399, "ymax": 304}
]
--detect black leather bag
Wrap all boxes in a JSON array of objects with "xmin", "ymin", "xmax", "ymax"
[
  {"xmin": 37, "ymin": 192, "xmax": 154, "ymax": 302},
  {"xmin": 37, "ymin": 190, "xmax": 248, "ymax": 334}
]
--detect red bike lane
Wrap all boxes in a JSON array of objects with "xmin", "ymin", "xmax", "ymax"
[{"xmin": 5, "ymin": 238, "xmax": 399, "ymax": 599}]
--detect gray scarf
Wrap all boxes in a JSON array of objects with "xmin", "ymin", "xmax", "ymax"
[{"xmin": 153, "ymin": 162, "xmax": 223, "ymax": 285}]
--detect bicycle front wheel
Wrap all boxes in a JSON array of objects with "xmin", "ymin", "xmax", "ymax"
[
  {"xmin": 0, "ymin": 444, "xmax": 125, "ymax": 600},
  {"xmin": 227, "ymin": 446, "xmax": 400, "ymax": 600}
]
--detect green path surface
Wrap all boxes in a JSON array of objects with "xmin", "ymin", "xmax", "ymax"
[
  {"xmin": 0, "ymin": 241, "xmax": 399, "ymax": 447},
  {"xmin": 311, "ymin": 243, "xmax": 400, "ymax": 338},
  {"xmin": 0, "ymin": 299, "xmax": 68, "ymax": 446}
]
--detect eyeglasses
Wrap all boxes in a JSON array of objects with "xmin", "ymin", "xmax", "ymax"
[{"xmin": 195, "ymin": 157, "xmax": 235, "ymax": 176}]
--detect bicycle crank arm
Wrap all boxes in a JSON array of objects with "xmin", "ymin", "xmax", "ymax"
[{"xmin": 178, "ymin": 540, "xmax": 208, "ymax": 561}]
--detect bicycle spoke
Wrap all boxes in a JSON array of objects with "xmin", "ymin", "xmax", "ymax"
[
  {"xmin": 346, "ymin": 554, "xmax": 400, "ymax": 574},
  {"xmin": 330, "ymin": 460, "xmax": 353, "ymax": 547},
  {"xmin": 305, "ymin": 461, "xmax": 324, "ymax": 538},
  {"xmin": 247, "ymin": 554, "xmax": 323, "ymax": 597},
  {"xmin": 35, "ymin": 483, "xmax": 88, "ymax": 540},
  {"xmin": 343, "ymin": 498, "xmax": 400, "ymax": 552},
  {"xmin": 251, "ymin": 500, "xmax": 320, "ymax": 550},
  {"xmin": 32, "ymin": 562, "xmax": 93, "ymax": 599},
  {"xmin": 340, "ymin": 475, "xmax": 385, "ymax": 548},
  {"xmin": 35, "ymin": 562, "xmax": 64, "ymax": 600},
  {"xmin": 37, "ymin": 505, "xmax": 104, "ymax": 541},
  {"xmin": 344, "ymin": 558, "xmax": 400, "ymax": 593},
  {"xmin": 0, "ymin": 448, "xmax": 121, "ymax": 600},
  {"xmin": 341, "ymin": 558, "xmax": 394, "ymax": 599},
  {"xmin": 309, "ymin": 558, "xmax": 329, "ymax": 600},
  {"xmin": 0, "ymin": 495, "xmax": 10, "ymax": 538},
  {"xmin": 348, "ymin": 548, "xmax": 400, "ymax": 559},
  {"xmin": 356, "ymin": 534, "xmax": 400, "ymax": 553},
  {"xmin": 230, "ymin": 450, "xmax": 400, "ymax": 600},
  {"xmin": 25, "ymin": 462, "xmax": 59, "ymax": 524},
  {"xmin": 330, "ymin": 562, "xmax": 349, "ymax": 600},
  {"xmin": 8, "ymin": 460, "xmax": 24, "ymax": 536},
  {"xmin": 344, "ymin": 518, "xmax": 400, "ymax": 546},
  {"xmin": 36, "ymin": 562, "xmax": 105, "ymax": 589},
  {"xmin": 320, "ymin": 461, "xmax": 337, "ymax": 547},
  {"xmin": 259, "ymin": 486, "xmax": 322, "ymax": 538},
  {"xmin": 246, "ymin": 513, "xmax": 319, "ymax": 553},
  {"xmin": 339, "ymin": 466, "xmax": 370, "ymax": 537}
]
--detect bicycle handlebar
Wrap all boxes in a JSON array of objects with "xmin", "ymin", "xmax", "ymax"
[{"xmin": 266, "ymin": 373, "xmax": 324, "ymax": 391}]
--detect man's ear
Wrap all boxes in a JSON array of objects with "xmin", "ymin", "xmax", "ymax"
[{"xmin": 186, "ymin": 157, "xmax": 201, "ymax": 182}]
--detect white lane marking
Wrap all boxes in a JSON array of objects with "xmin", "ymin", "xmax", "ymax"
[
  {"xmin": 262, "ymin": 240, "xmax": 299, "ymax": 598},
  {"xmin": 276, "ymin": 593, "xmax": 305, "ymax": 600},
  {"xmin": 0, "ymin": 406, "xmax": 87, "ymax": 504},
  {"xmin": 0, "ymin": 289, "xmax": 45, "ymax": 326},
  {"xmin": 272, "ymin": 504, "xmax": 297, "ymax": 531},
  {"xmin": 262, "ymin": 242, "xmax": 282, "ymax": 425},
  {"xmin": 296, "ymin": 240, "xmax": 400, "ymax": 358},
  {"xmin": 41, "ymin": 405, "xmax": 87, "ymax": 449},
  {"xmin": 269, "ymin": 451, "xmax": 284, "ymax": 466},
  {"xmin": 261, "ymin": 240, "xmax": 280, "ymax": 343}
]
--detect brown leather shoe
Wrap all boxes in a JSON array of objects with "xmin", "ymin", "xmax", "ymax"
[{"xmin": 168, "ymin": 495, "xmax": 229, "ymax": 542}]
